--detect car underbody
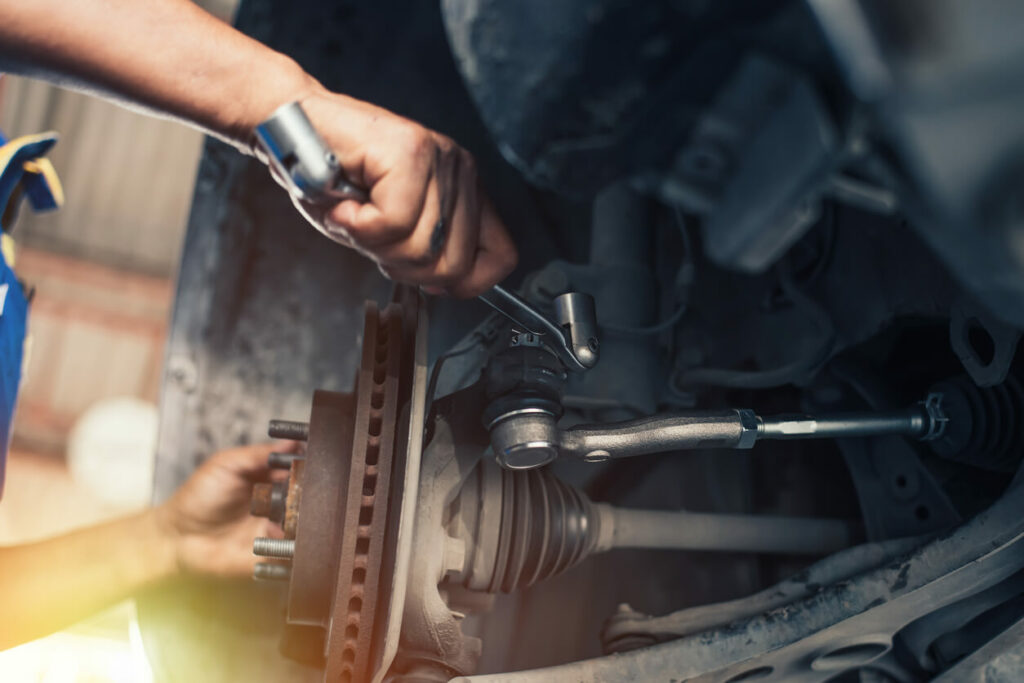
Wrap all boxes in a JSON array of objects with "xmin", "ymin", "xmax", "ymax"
[{"xmin": 142, "ymin": 1, "xmax": 1024, "ymax": 681}]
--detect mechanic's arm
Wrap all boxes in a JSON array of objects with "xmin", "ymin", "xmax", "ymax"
[
  {"xmin": 0, "ymin": 443, "xmax": 285, "ymax": 650},
  {"xmin": 0, "ymin": 0, "xmax": 515, "ymax": 296}
]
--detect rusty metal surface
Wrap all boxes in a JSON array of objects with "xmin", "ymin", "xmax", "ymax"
[
  {"xmin": 251, "ymin": 296, "xmax": 419, "ymax": 683},
  {"xmin": 141, "ymin": 0, "xmax": 582, "ymax": 675},
  {"xmin": 322, "ymin": 303, "xmax": 405, "ymax": 683},
  {"xmin": 288, "ymin": 391, "xmax": 355, "ymax": 627}
]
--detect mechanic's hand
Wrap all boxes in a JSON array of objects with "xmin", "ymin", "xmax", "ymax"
[
  {"xmin": 269, "ymin": 90, "xmax": 517, "ymax": 298},
  {"xmin": 155, "ymin": 442, "xmax": 294, "ymax": 578}
]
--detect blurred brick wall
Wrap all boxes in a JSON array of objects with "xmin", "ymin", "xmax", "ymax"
[
  {"xmin": 0, "ymin": 78, "xmax": 196, "ymax": 453},
  {"xmin": 12, "ymin": 246, "xmax": 172, "ymax": 453},
  {"xmin": 0, "ymin": 0, "xmax": 238, "ymax": 455}
]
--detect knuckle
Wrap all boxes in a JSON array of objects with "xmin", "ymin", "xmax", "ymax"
[
  {"xmin": 351, "ymin": 215, "xmax": 414, "ymax": 245},
  {"xmin": 451, "ymin": 278, "xmax": 487, "ymax": 299},
  {"xmin": 505, "ymin": 244, "xmax": 520, "ymax": 270},
  {"xmin": 459, "ymin": 149, "xmax": 477, "ymax": 175},
  {"xmin": 432, "ymin": 261, "xmax": 464, "ymax": 286},
  {"xmin": 444, "ymin": 246, "xmax": 473, "ymax": 280},
  {"xmin": 380, "ymin": 218, "xmax": 417, "ymax": 242},
  {"xmin": 399, "ymin": 124, "xmax": 434, "ymax": 158},
  {"xmin": 407, "ymin": 238, "xmax": 437, "ymax": 266},
  {"xmin": 390, "ymin": 230, "xmax": 437, "ymax": 267},
  {"xmin": 435, "ymin": 134, "xmax": 457, "ymax": 155}
]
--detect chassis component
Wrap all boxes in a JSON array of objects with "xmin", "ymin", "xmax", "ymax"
[
  {"xmin": 251, "ymin": 295, "xmax": 420, "ymax": 683},
  {"xmin": 454, "ymin": 474, "xmax": 1024, "ymax": 682},
  {"xmin": 491, "ymin": 396, "xmax": 948, "ymax": 466},
  {"xmin": 151, "ymin": 2, "xmax": 1024, "ymax": 681},
  {"xmin": 249, "ymin": 294, "xmax": 865, "ymax": 681}
]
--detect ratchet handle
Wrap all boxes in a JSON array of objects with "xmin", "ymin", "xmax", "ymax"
[
  {"xmin": 480, "ymin": 285, "xmax": 599, "ymax": 372},
  {"xmin": 256, "ymin": 103, "xmax": 599, "ymax": 372},
  {"xmin": 255, "ymin": 101, "xmax": 369, "ymax": 206}
]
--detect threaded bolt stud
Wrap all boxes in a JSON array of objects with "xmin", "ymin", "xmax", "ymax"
[
  {"xmin": 253, "ymin": 562, "xmax": 292, "ymax": 581},
  {"xmin": 268, "ymin": 420, "xmax": 309, "ymax": 441},
  {"xmin": 253, "ymin": 537, "xmax": 295, "ymax": 559},
  {"xmin": 268, "ymin": 451, "xmax": 301, "ymax": 469}
]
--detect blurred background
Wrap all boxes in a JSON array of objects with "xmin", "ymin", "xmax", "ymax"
[{"xmin": 0, "ymin": 1, "xmax": 236, "ymax": 680}]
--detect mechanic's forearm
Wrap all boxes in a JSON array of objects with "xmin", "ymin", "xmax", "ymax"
[
  {"xmin": 0, "ymin": 0, "xmax": 319, "ymax": 149},
  {"xmin": 0, "ymin": 509, "xmax": 177, "ymax": 650}
]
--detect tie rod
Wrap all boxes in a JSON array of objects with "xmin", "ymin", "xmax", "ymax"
[{"xmin": 489, "ymin": 395, "xmax": 948, "ymax": 468}]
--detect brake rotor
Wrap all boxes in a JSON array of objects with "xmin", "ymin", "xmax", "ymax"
[{"xmin": 254, "ymin": 292, "xmax": 420, "ymax": 683}]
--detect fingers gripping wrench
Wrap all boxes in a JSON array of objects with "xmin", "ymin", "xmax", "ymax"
[{"xmin": 254, "ymin": 101, "xmax": 600, "ymax": 372}]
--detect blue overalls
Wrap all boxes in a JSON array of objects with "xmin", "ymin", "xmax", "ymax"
[{"xmin": 0, "ymin": 127, "xmax": 63, "ymax": 498}]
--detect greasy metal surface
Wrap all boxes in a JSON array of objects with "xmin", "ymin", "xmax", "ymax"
[
  {"xmin": 440, "ymin": 0, "xmax": 794, "ymax": 195},
  {"xmin": 394, "ymin": 385, "xmax": 494, "ymax": 679},
  {"xmin": 454, "ymin": 475, "xmax": 1024, "ymax": 682},
  {"xmin": 758, "ymin": 407, "xmax": 927, "ymax": 440},
  {"xmin": 259, "ymin": 298, "xmax": 414, "ymax": 682},
  {"xmin": 478, "ymin": 285, "xmax": 598, "ymax": 371},
  {"xmin": 142, "ymin": 0, "xmax": 579, "ymax": 677},
  {"xmin": 560, "ymin": 410, "xmax": 753, "ymax": 459},
  {"xmin": 375, "ymin": 291, "xmax": 428, "ymax": 683},
  {"xmin": 593, "ymin": 505, "xmax": 856, "ymax": 556},
  {"xmin": 932, "ymin": 615, "xmax": 1024, "ymax": 682},
  {"xmin": 838, "ymin": 435, "xmax": 962, "ymax": 542},
  {"xmin": 288, "ymin": 391, "xmax": 355, "ymax": 626},
  {"xmin": 321, "ymin": 304, "xmax": 405, "ymax": 683},
  {"xmin": 949, "ymin": 298, "xmax": 1022, "ymax": 388},
  {"xmin": 601, "ymin": 537, "xmax": 925, "ymax": 652}
]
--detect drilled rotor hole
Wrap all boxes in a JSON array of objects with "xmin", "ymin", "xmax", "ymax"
[
  {"xmin": 363, "ymin": 475, "xmax": 377, "ymax": 496},
  {"xmin": 375, "ymin": 343, "xmax": 388, "ymax": 363},
  {"xmin": 353, "ymin": 567, "xmax": 366, "ymax": 584},
  {"xmin": 371, "ymin": 391, "xmax": 384, "ymax": 409},
  {"xmin": 359, "ymin": 506, "xmax": 373, "ymax": 525},
  {"xmin": 356, "ymin": 537, "xmax": 370, "ymax": 554},
  {"xmin": 348, "ymin": 597, "xmax": 362, "ymax": 613},
  {"xmin": 373, "ymin": 363, "xmax": 386, "ymax": 384},
  {"xmin": 369, "ymin": 414, "xmax": 382, "ymax": 436},
  {"xmin": 967, "ymin": 319, "xmax": 996, "ymax": 366},
  {"xmin": 345, "ymin": 624, "xmax": 358, "ymax": 639},
  {"xmin": 915, "ymin": 505, "xmax": 931, "ymax": 521},
  {"xmin": 725, "ymin": 666, "xmax": 773, "ymax": 682},
  {"xmin": 342, "ymin": 648, "xmax": 355, "ymax": 664},
  {"xmin": 366, "ymin": 444, "xmax": 380, "ymax": 466},
  {"xmin": 339, "ymin": 671, "xmax": 351, "ymax": 683}
]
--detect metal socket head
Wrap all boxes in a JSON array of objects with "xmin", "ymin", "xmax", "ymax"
[
  {"xmin": 554, "ymin": 292, "xmax": 600, "ymax": 369},
  {"xmin": 489, "ymin": 409, "xmax": 561, "ymax": 470}
]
